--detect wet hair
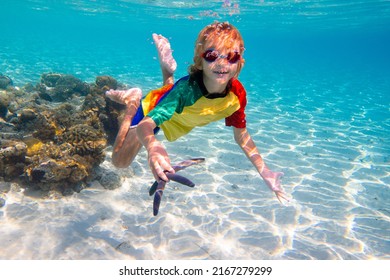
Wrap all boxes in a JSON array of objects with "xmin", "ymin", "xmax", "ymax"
[{"xmin": 188, "ymin": 21, "xmax": 245, "ymax": 77}]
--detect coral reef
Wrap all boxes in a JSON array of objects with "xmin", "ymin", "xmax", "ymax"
[
  {"xmin": 0, "ymin": 139, "xmax": 27, "ymax": 180},
  {"xmin": 0, "ymin": 73, "xmax": 127, "ymax": 195},
  {"xmin": 37, "ymin": 73, "xmax": 90, "ymax": 102}
]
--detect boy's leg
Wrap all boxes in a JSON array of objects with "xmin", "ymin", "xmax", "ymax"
[
  {"xmin": 112, "ymin": 128, "xmax": 143, "ymax": 168},
  {"xmin": 152, "ymin": 33, "xmax": 177, "ymax": 85},
  {"xmin": 106, "ymin": 88, "xmax": 143, "ymax": 168},
  {"xmin": 106, "ymin": 34, "xmax": 177, "ymax": 168}
]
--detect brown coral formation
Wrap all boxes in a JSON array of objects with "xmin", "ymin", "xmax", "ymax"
[
  {"xmin": 0, "ymin": 139, "xmax": 27, "ymax": 180},
  {"xmin": 0, "ymin": 73, "xmax": 127, "ymax": 195},
  {"xmin": 36, "ymin": 73, "xmax": 90, "ymax": 102}
]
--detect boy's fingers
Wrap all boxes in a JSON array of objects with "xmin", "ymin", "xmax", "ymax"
[{"xmin": 154, "ymin": 165, "xmax": 168, "ymax": 181}]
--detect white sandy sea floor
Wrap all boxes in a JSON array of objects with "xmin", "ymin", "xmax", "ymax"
[
  {"xmin": 0, "ymin": 119, "xmax": 389, "ymax": 260},
  {"xmin": 0, "ymin": 131, "xmax": 292, "ymax": 260},
  {"xmin": 1, "ymin": 68, "xmax": 389, "ymax": 260}
]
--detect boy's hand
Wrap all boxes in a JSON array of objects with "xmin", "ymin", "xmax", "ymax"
[
  {"xmin": 260, "ymin": 167, "xmax": 289, "ymax": 203},
  {"xmin": 147, "ymin": 142, "xmax": 175, "ymax": 182}
]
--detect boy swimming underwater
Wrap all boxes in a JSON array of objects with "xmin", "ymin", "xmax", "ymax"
[{"xmin": 106, "ymin": 22, "xmax": 288, "ymax": 203}]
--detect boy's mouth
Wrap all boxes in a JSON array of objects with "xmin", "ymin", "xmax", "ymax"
[{"xmin": 213, "ymin": 70, "xmax": 229, "ymax": 75}]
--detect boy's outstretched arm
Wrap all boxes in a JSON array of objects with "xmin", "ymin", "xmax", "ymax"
[
  {"xmin": 233, "ymin": 127, "xmax": 289, "ymax": 203},
  {"xmin": 136, "ymin": 117, "xmax": 175, "ymax": 182}
]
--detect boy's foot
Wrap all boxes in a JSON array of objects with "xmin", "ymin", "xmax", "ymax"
[
  {"xmin": 105, "ymin": 88, "xmax": 142, "ymax": 106},
  {"xmin": 153, "ymin": 33, "xmax": 177, "ymax": 74}
]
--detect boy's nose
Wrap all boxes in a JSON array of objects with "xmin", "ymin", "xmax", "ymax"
[{"xmin": 216, "ymin": 56, "xmax": 229, "ymax": 65}]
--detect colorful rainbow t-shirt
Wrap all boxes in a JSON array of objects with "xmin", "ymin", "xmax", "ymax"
[{"xmin": 132, "ymin": 74, "xmax": 247, "ymax": 142}]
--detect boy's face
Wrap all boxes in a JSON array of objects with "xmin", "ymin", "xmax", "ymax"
[{"xmin": 200, "ymin": 41, "xmax": 241, "ymax": 90}]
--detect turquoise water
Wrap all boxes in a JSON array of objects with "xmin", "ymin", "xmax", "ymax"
[{"xmin": 0, "ymin": 0, "xmax": 389, "ymax": 260}]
